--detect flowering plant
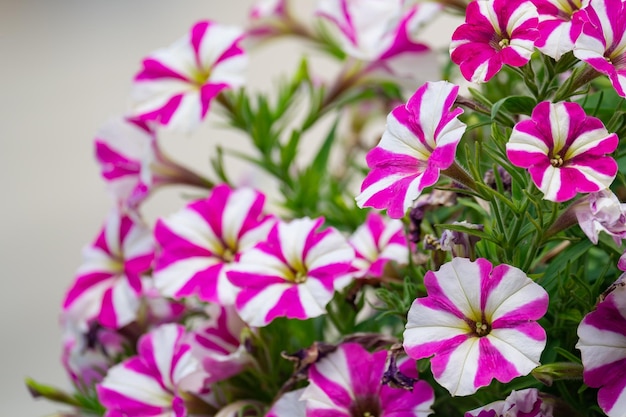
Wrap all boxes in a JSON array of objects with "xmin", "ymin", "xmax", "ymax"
[{"xmin": 26, "ymin": 1, "xmax": 626, "ymax": 416}]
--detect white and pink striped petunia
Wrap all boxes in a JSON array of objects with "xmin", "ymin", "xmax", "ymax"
[
  {"xmin": 300, "ymin": 342, "xmax": 434, "ymax": 417},
  {"xmin": 98, "ymin": 324, "xmax": 210, "ymax": 417},
  {"xmin": 577, "ymin": 282, "xmax": 626, "ymax": 417},
  {"xmin": 573, "ymin": 0, "xmax": 626, "ymax": 96},
  {"xmin": 575, "ymin": 189, "xmax": 626, "ymax": 245},
  {"xmin": 95, "ymin": 117, "xmax": 208, "ymax": 209},
  {"xmin": 190, "ymin": 304, "xmax": 250, "ymax": 384},
  {"xmin": 349, "ymin": 212, "xmax": 409, "ymax": 278},
  {"xmin": 316, "ymin": 0, "xmax": 441, "ymax": 84},
  {"xmin": 506, "ymin": 100, "xmax": 618, "ymax": 202},
  {"xmin": 62, "ymin": 210, "xmax": 154, "ymax": 330},
  {"xmin": 531, "ymin": 0, "xmax": 587, "ymax": 60},
  {"xmin": 130, "ymin": 20, "xmax": 247, "ymax": 132},
  {"xmin": 356, "ymin": 81, "xmax": 466, "ymax": 219},
  {"xmin": 226, "ymin": 217, "xmax": 354, "ymax": 327},
  {"xmin": 154, "ymin": 184, "xmax": 274, "ymax": 305},
  {"xmin": 465, "ymin": 388, "xmax": 554, "ymax": 417},
  {"xmin": 403, "ymin": 257, "xmax": 549, "ymax": 396},
  {"xmin": 450, "ymin": 0, "xmax": 539, "ymax": 83}
]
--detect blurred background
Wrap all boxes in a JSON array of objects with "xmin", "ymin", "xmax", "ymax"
[{"xmin": 0, "ymin": 1, "xmax": 458, "ymax": 414}]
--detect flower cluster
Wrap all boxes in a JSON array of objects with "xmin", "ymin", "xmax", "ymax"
[{"xmin": 29, "ymin": 1, "xmax": 626, "ymax": 417}]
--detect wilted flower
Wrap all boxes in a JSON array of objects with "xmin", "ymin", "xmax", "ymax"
[
  {"xmin": 465, "ymin": 388, "xmax": 554, "ymax": 417},
  {"xmin": 575, "ymin": 189, "xmax": 626, "ymax": 245}
]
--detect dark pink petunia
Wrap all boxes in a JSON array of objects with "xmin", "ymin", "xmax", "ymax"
[
  {"xmin": 577, "ymin": 281, "xmax": 626, "ymax": 417},
  {"xmin": 356, "ymin": 81, "xmax": 466, "ymax": 219},
  {"xmin": 62, "ymin": 210, "xmax": 154, "ymax": 330},
  {"xmin": 154, "ymin": 184, "xmax": 274, "ymax": 305},
  {"xmin": 506, "ymin": 100, "xmax": 618, "ymax": 202},
  {"xmin": 573, "ymin": 0, "xmax": 626, "ymax": 96},
  {"xmin": 450, "ymin": 0, "xmax": 539, "ymax": 83},
  {"xmin": 301, "ymin": 342, "xmax": 434, "ymax": 416},
  {"xmin": 130, "ymin": 20, "xmax": 247, "ymax": 132},
  {"xmin": 403, "ymin": 257, "xmax": 548, "ymax": 396},
  {"xmin": 227, "ymin": 217, "xmax": 354, "ymax": 327}
]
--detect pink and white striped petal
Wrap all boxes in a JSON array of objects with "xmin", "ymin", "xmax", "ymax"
[
  {"xmin": 131, "ymin": 21, "xmax": 247, "ymax": 132},
  {"xmin": 450, "ymin": 0, "xmax": 539, "ymax": 83},
  {"xmin": 531, "ymin": 0, "xmax": 587, "ymax": 60},
  {"xmin": 301, "ymin": 342, "xmax": 434, "ymax": 417},
  {"xmin": 190, "ymin": 304, "xmax": 250, "ymax": 384},
  {"xmin": 573, "ymin": 0, "xmax": 626, "ymax": 97},
  {"xmin": 154, "ymin": 184, "xmax": 274, "ymax": 305},
  {"xmin": 356, "ymin": 81, "xmax": 466, "ymax": 219},
  {"xmin": 349, "ymin": 212, "xmax": 409, "ymax": 278},
  {"xmin": 227, "ymin": 217, "xmax": 354, "ymax": 327},
  {"xmin": 265, "ymin": 388, "xmax": 306, "ymax": 417},
  {"xmin": 98, "ymin": 324, "xmax": 208, "ymax": 417},
  {"xmin": 577, "ymin": 283, "xmax": 626, "ymax": 417},
  {"xmin": 62, "ymin": 210, "xmax": 154, "ymax": 330},
  {"xmin": 506, "ymin": 100, "xmax": 618, "ymax": 202},
  {"xmin": 403, "ymin": 257, "xmax": 548, "ymax": 396}
]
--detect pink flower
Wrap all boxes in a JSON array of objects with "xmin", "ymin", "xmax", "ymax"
[
  {"xmin": 403, "ymin": 257, "xmax": 548, "ymax": 396},
  {"xmin": 575, "ymin": 189, "xmax": 626, "ymax": 245},
  {"xmin": 356, "ymin": 81, "xmax": 466, "ymax": 219},
  {"xmin": 301, "ymin": 342, "xmax": 434, "ymax": 417},
  {"xmin": 506, "ymin": 100, "xmax": 618, "ymax": 202},
  {"xmin": 573, "ymin": 0, "xmax": 626, "ymax": 96},
  {"xmin": 465, "ymin": 388, "xmax": 554, "ymax": 417},
  {"xmin": 154, "ymin": 184, "xmax": 274, "ymax": 305},
  {"xmin": 317, "ymin": 0, "xmax": 441, "ymax": 84},
  {"xmin": 190, "ymin": 305, "xmax": 250, "ymax": 384},
  {"xmin": 62, "ymin": 210, "xmax": 154, "ymax": 330},
  {"xmin": 247, "ymin": 0, "xmax": 291, "ymax": 40},
  {"xmin": 226, "ymin": 217, "xmax": 354, "ymax": 327},
  {"xmin": 450, "ymin": 0, "xmax": 539, "ymax": 83},
  {"xmin": 95, "ymin": 117, "xmax": 208, "ymax": 209},
  {"xmin": 130, "ymin": 21, "xmax": 247, "ymax": 132},
  {"xmin": 531, "ymin": 0, "xmax": 587, "ymax": 60},
  {"xmin": 349, "ymin": 212, "xmax": 409, "ymax": 278},
  {"xmin": 98, "ymin": 324, "xmax": 210, "ymax": 417},
  {"xmin": 577, "ymin": 282, "xmax": 626, "ymax": 417}
]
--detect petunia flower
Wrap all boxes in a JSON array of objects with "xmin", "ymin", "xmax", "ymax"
[
  {"xmin": 450, "ymin": 0, "xmax": 539, "ymax": 83},
  {"xmin": 531, "ymin": 0, "xmax": 588, "ymax": 60},
  {"xmin": 465, "ymin": 388, "xmax": 554, "ymax": 417},
  {"xmin": 265, "ymin": 389, "xmax": 306, "ymax": 417},
  {"xmin": 62, "ymin": 210, "xmax": 154, "ymax": 330},
  {"xmin": 189, "ymin": 304, "xmax": 250, "ymax": 384},
  {"xmin": 97, "ymin": 323, "xmax": 211, "ymax": 417},
  {"xmin": 130, "ymin": 20, "xmax": 247, "ymax": 132},
  {"xmin": 575, "ymin": 189, "xmax": 626, "ymax": 245},
  {"xmin": 403, "ymin": 257, "xmax": 548, "ymax": 396},
  {"xmin": 577, "ymin": 281, "xmax": 626, "ymax": 417},
  {"xmin": 356, "ymin": 80, "xmax": 466, "ymax": 219},
  {"xmin": 154, "ymin": 184, "xmax": 274, "ymax": 305},
  {"xmin": 506, "ymin": 100, "xmax": 618, "ymax": 202},
  {"xmin": 316, "ymin": 0, "xmax": 441, "ymax": 85},
  {"xmin": 301, "ymin": 342, "xmax": 435, "ymax": 417},
  {"xmin": 226, "ymin": 217, "xmax": 354, "ymax": 327},
  {"xmin": 95, "ymin": 117, "xmax": 209, "ymax": 209},
  {"xmin": 573, "ymin": 0, "xmax": 626, "ymax": 96}
]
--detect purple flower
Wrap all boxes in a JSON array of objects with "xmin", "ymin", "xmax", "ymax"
[
  {"xmin": 403, "ymin": 257, "xmax": 548, "ymax": 396},
  {"xmin": 574, "ymin": 0, "xmax": 626, "ymax": 97},
  {"xmin": 577, "ymin": 281, "xmax": 626, "ymax": 417},
  {"xmin": 130, "ymin": 21, "xmax": 247, "ymax": 132},
  {"xmin": 506, "ymin": 101, "xmax": 618, "ymax": 202},
  {"xmin": 301, "ymin": 342, "xmax": 434, "ymax": 417},
  {"xmin": 227, "ymin": 217, "xmax": 354, "ymax": 326},
  {"xmin": 450, "ymin": 0, "xmax": 539, "ymax": 83},
  {"xmin": 465, "ymin": 388, "xmax": 553, "ymax": 417},
  {"xmin": 575, "ymin": 189, "xmax": 626, "ymax": 245},
  {"xmin": 356, "ymin": 81, "xmax": 466, "ymax": 218}
]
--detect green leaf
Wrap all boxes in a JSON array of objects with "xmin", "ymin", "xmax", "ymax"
[
  {"xmin": 539, "ymin": 239, "xmax": 593, "ymax": 292},
  {"xmin": 491, "ymin": 95, "xmax": 537, "ymax": 120}
]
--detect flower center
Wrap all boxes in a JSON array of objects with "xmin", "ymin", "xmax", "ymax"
[
  {"xmin": 474, "ymin": 321, "xmax": 491, "ymax": 337},
  {"xmin": 293, "ymin": 270, "xmax": 307, "ymax": 283},
  {"xmin": 550, "ymin": 154, "xmax": 564, "ymax": 167},
  {"xmin": 350, "ymin": 396, "xmax": 381, "ymax": 417},
  {"xmin": 221, "ymin": 247, "xmax": 235, "ymax": 262},
  {"xmin": 498, "ymin": 38, "xmax": 510, "ymax": 48},
  {"xmin": 190, "ymin": 67, "xmax": 212, "ymax": 87}
]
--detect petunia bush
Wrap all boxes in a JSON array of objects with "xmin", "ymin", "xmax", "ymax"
[{"xmin": 26, "ymin": 1, "xmax": 626, "ymax": 416}]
